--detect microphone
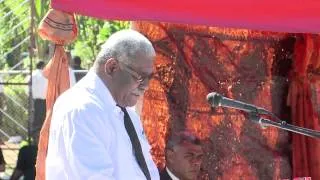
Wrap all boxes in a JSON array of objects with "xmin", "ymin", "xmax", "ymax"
[{"xmin": 206, "ymin": 92, "xmax": 270, "ymax": 115}]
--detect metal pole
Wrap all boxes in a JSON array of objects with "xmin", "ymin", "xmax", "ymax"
[
  {"xmin": 248, "ymin": 112, "xmax": 320, "ymax": 139},
  {"xmin": 28, "ymin": 0, "xmax": 36, "ymax": 145},
  {"xmin": 259, "ymin": 118, "xmax": 320, "ymax": 139}
]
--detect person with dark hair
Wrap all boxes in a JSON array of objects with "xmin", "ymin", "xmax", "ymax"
[
  {"xmin": 72, "ymin": 56, "xmax": 82, "ymax": 69},
  {"xmin": 160, "ymin": 131, "xmax": 204, "ymax": 180},
  {"xmin": 71, "ymin": 55, "xmax": 86, "ymax": 82},
  {"xmin": 25, "ymin": 61, "xmax": 47, "ymax": 144},
  {"xmin": 36, "ymin": 61, "xmax": 45, "ymax": 69}
]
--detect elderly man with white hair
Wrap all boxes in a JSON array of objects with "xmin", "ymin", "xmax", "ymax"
[{"xmin": 46, "ymin": 29, "xmax": 159, "ymax": 180}]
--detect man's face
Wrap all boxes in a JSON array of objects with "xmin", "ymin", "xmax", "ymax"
[
  {"xmin": 115, "ymin": 55, "xmax": 154, "ymax": 107},
  {"xmin": 167, "ymin": 142, "xmax": 204, "ymax": 180}
]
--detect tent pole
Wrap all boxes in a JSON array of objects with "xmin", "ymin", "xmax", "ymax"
[{"xmin": 28, "ymin": 0, "xmax": 36, "ymax": 145}]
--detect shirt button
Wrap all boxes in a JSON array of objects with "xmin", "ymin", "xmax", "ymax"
[{"xmin": 114, "ymin": 106, "xmax": 122, "ymax": 114}]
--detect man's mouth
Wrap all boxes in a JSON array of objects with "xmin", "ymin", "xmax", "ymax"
[{"xmin": 189, "ymin": 170, "xmax": 198, "ymax": 173}]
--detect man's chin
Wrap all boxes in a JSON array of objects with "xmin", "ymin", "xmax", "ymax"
[
  {"xmin": 126, "ymin": 99, "xmax": 139, "ymax": 107},
  {"xmin": 186, "ymin": 171, "xmax": 199, "ymax": 180},
  {"xmin": 124, "ymin": 102, "xmax": 136, "ymax": 107}
]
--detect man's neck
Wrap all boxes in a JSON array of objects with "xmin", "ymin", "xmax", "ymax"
[
  {"xmin": 166, "ymin": 167, "xmax": 180, "ymax": 180},
  {"xmin": 93, "ymin": 69, "xmax": 119, "ymax": 106}
]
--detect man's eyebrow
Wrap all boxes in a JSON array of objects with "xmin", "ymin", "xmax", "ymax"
[{"xmin": 184, "ymin": 152, "xmax": 195, "ymax": 157}]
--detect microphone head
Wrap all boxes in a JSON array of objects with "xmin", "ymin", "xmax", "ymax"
[{"xmin": 206, "ymin": 92, "xmax": 223, "ymax": 107}]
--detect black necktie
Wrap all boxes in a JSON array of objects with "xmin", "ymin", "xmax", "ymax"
[{"xmin": 118, "ymin": 106, "xmax": 151, "ymax": 180}]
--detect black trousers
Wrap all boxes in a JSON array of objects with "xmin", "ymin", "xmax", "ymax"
[{"xmin": 31, "ymin": 99, "xmax": 46, "ymax": 144}]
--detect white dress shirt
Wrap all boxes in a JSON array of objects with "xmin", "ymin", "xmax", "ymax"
[
  {"xmin": 46, "ymin": 70, "xmax": 159, "ymax": 180},
  {"xmin": 25, "ymin": 69, "xmax": 48, "ymax": 99},
  {"xmin": 166, "ymin": 167, "xmax": 180, "ymax": 180}
]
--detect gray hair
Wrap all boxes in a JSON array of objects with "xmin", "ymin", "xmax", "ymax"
[{"xmin": 94, "ymin": 29, "xmax": 155, "ymax": 68}]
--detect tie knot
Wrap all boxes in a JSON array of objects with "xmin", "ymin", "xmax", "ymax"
[{"xmin": 116, "ymin": 104, "xmax": 127, "ymax": 113}]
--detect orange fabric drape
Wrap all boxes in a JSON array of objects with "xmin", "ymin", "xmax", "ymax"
[
  {"xmin": 35, "ymin": 9, "xmax": 77, "ymax": 180},
  {"xmin": 133, "ymin": 22, "xmax": 292, "ymax": 179},
  {"xmin": 36, "ymin": 46, "xmax": 71, "ymax": 179},
  {"xmin": 287, "ymin": 34, "xmax": 320, "ymax": 179}
]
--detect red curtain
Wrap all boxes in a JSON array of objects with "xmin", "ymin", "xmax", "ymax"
[
  {"xmin": 287, "ymin": 34, "xmax": 320, "ymax": 178},
  {"xmin": 133, "ymin": 22, "xmax": 292, "ymax": 179},
  {"xmin": 51, "ymin": 0, "xmax": 320, "ymax": 33}
]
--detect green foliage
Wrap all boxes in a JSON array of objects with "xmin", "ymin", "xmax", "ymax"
[
  {"xmin": 70, "ymin": 18, "xmax": 129, "ymax": 68},
  {"xmin": 0, "ymin": 0, "xmax": 130, "ymax": 140},
  {"xmin": 1, "ymin": 74, "xmax": 29, "ymax": 139},
  {"xmin": 35, "ymin": 0, "xmax": 49, "ymax": 21},
  {"xmin": 0, "ymin": 0, "xmax": 129, "ymax": 69},
  {"xmin": 34, "ymin": 0, "xmax": 50, "ymax": 61},
  {"xmin": 0, "ymin": 0, "xmax": 30, "ymax": 69}
]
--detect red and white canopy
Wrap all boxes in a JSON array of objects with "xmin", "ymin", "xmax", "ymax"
[{"xmin": 52, "ymin": 0, "xmax": 320, "ymax": 33}]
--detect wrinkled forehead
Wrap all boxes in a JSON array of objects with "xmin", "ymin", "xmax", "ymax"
[{"xmin": 128, "ymin": 53, "xmax": 155, "ymax": 73}]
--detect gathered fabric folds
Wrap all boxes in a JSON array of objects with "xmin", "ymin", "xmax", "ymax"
[
  {"xmin": 35, "ymin": 9, "xmax": 78, "ymax": 180},
  {"xmin": 133, "ymin": 21, "xmax": 292, "ymax": 179},
  {"xmin": 287, "ymin": 34, "xmax": 320, "ymax": 178}
]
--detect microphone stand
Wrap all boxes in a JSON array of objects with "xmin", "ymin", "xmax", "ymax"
[{"xmin": 248, "ymin": 112, "xmax": 320, "ymax": 139}]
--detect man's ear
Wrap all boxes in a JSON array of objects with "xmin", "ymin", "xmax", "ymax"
[
  {"xmin": 165, "ymin": 149, "xmax": 174, "ymax": 164},
  {"xmin": 104, "ymin": 58, "xmax": 119, "ymax": 76}
]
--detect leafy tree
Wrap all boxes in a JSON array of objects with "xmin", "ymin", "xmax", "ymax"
[
  {"xmin": 0, "ymin": 0, "xmax": 129, "ymax": 141},
  {"xmin": 71, "ymin": 18, "xmax": 129, "ymax": 68},
  {"xmin": 0, "ymin": 0, "xmax": 31, "ymax": 69},
  {"xmin": 0, "ymin": 0, "xmax": 129, "ymax": 69}
]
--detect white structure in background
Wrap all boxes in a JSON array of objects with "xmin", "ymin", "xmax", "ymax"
[
  {"xmin": 69, "ymin": 68, "xmax": 76, "ymax": 87},
  {"xmin": 7, "ymin": 136, "xmax": 22, "ymax": 144}
]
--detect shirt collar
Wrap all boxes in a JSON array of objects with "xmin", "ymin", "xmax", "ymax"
[
  {"xmin": 166, "ymin": 167, "xmax": 180, "ymax": 180},
  {"xmin": 81, "ymin": 69, "xmax": 117, "ymax": 109}
]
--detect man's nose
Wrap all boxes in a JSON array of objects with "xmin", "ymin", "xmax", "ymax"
[{"xmin": 192, "ymin": 158, "xmax": 202, "ymax": 167}]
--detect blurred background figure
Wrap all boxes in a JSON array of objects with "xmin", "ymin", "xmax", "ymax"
[
  {"xmin": 9, "ymin": 143, "xmax": 37, "ymax": 180},
  {"xmin": 71, "ymin": 56, "xmax": 86, "ymax": 82},
  {"xmin": 160, "ymin": 131, "xmax": 204, "ymax": 180},
  {"xmin": 25, "ymin": 61, "xmax": 47, "ymax": 144}
]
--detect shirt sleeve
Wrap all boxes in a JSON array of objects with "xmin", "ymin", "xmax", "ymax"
[{"xmin": 54, "ymin": 106, "xmax": 116, "ymax": 180}]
